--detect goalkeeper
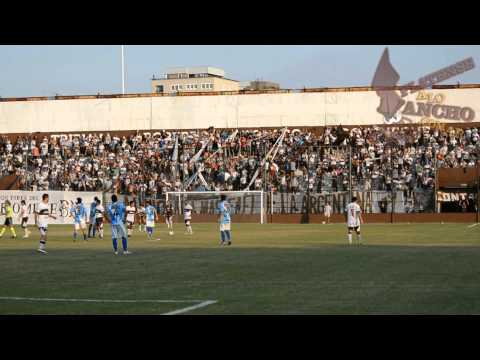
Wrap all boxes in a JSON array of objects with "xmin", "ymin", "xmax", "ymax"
[{"xmin": 217, "ymin": 195, "xmax": 231, "ymax": 246}]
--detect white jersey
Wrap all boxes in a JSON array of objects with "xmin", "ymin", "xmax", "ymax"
[
  {"xmin": 184, "ymin": 204, "xmax": 193, "ymax": 220},
  {"xmin": 21, "ymin": 205, "xmax": 28, "ymax": 218},
  {"xmin": 324, "ymin": 205, "xmax": 332, "ymax": 216},
  {"xmin": 37, "ymin": 202, "xmax": 50, "ymax": 228},
  {"xmin": 95, "ymin": 205, "xmax": 104, "ymax": 219},
  {"xmin": 346, "ymin": 202, "xmax": 361, "ymax": 228},
  {"xmin": 126, "ymin": 206, "xmax": 136, "ymax": 223}
]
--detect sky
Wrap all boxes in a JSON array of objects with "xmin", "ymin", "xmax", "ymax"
[{"xmin": 0, "ymin": 45, "xmax": 479, "ymax": 98}]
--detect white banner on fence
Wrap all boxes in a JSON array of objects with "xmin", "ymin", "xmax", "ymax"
[{"xmin": 0, "ymin": 191, "xmax": 102, "ymax": 225}]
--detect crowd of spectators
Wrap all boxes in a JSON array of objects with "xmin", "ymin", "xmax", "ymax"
[{"xmin": 0, "ymin": 125, "xmax": 478, "ymax": 202}]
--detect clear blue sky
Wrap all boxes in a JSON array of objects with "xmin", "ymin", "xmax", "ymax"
[{"xmin": 0, "ymin": 45, "xmax": 479, "ymax": 97}]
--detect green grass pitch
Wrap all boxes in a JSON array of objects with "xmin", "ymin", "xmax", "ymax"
[{"xmin": 0, "ymin": 222, "xmax": 479, "ymax": 315}]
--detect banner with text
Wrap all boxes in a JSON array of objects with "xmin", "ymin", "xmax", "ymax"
[{"xmin": 0, "ymin": 191, "xmax": 102, "ymax": 225}]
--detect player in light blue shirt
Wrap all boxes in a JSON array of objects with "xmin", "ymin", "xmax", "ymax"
[
  {"xmin": 145, "ymin": 200, "xmax": 158, "ymax": 238},
  {"xmin": 106, "ymin": 194, "xmax": 131, "ymax": 255},
  {"xmin": 88, "ymin": 197, "xmax": 98, "ymax": 238},
  {"xmin": 70, "ymin": 198, "xmax": 88, "ymax": 241},
  {"xmin": 218, "ymin": 194, "xmax": 232, "ymax": 246}
]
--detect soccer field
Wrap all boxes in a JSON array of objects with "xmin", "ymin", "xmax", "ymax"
[{"xmin": 0, "ymin": 222, "xmax": 479, "ymax": 315}]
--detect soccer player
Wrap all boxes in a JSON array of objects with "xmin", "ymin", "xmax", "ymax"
[
  {"xmin": 218, "ymin": 195, "xmax": 231, "ymax": 246},
  {"xmin": 346, "ymin": 196, "xmax": 363, "ymax": 245},
  {"xmin": 19, "ymin": 200, "xmax": 30, "ymax": 238},
  {"xmin": 126, "ymin": 200, "xmax": 136, "ymax": 237},
  {"xmin": 88, "ymin": 197, "xmax": 98, "ymax": 238},
  {"xmin": 184, "ymin": 202, "xmax": 193, "ymax": 235},
  {"xmin": 164, "ymin": 200, "xmax": 174, "ymax": 235},
  {"xmin": 145, "ymin": 200, "xmax": 158, "ymax": 239},
  {"xmin": 70, "ymin": 198, "xmax": 88, "ymax": 241},
  {"xmin": 95, "ymin": 198, "xmax": 105, "ymax": 239},
  {"xmin": 137, "ymin": 203, "xmax": 146, "ymax": 232},
  {"xmin": 324, "ymin": 202, "xmax": 332, "ymax": 224},
  {"xmin": 34, "ymin": 193, "xmax": 57, "ymax": 254},
  {"xmin": 0, "ymin": 200, "xmax": 17, "ymax": 239},
  {"xmin": 106, "ymin": 194, "xmax": 131, "ymax": 255}
]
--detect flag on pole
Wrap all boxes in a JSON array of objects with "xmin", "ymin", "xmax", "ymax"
[
  {"xmin": 189, "ymin": 139, "xmax": 209, "ymax": 165},
  {"xmin": 244, "ymin": 128, "xmax": 287, "ymax": 191}
]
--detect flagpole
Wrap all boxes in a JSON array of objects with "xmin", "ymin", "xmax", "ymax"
[{"xmin": 121, "ymin": 45, "xmax": 125, "ymax": 94}]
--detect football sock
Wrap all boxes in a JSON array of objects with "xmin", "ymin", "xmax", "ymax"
[
  {"xmin": 112, "ymin": 238, "xmax": 118, "ymax": 251},
  {"xmin": 73, "ymin": 232, "xmax": 77, "ymax": 240},
  {"xmin": 39, "ymin": 240, "xmax": 46, "ymax": 250},
  {"xmin": 0, "ymin": 227, "xmax": 5, "ymax": 237},
  {"xmin": 83, "ymin": 233, "xmax": 87, "ymax": 240},
  {"xmin": 92, "ymin": 225, "xmax": 96, "ymax": 237},
  {"xmin": 357, "ymin": 234, "xmax": 362, "ymax": 242},
  {"xmin": 348, "ymin": 234, "xmax": 352, "ymax": 244},
  {"xmin": 121, "ymin": 237, "xmax": 128, "ymax": 251},
  {"xmin": 220, "ymin": 231, "xmax": 226, "ymax": 242},
  {"xmin": 88, "ymin": 224, "xmax": 92, "ymax": 237},
  {"xmin": 10, "ymin": 227, "xmax": 16, "ymax": 237},
  {"xmin": 225, "ymin": 230, "xmax": 231, "ymax": 241}
]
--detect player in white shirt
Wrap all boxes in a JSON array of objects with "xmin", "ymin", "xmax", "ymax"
[
  {"xmin": 137, "ymin": 204, "xmax": 146, "ymax": 232},
  {"xmin": 346, "ymin": 196, "xmax": 363, "ymax": 245},
  {"xmin": 184, "ymin": 203, "xmax": 193, "ymax": 235},
  {"xmin": 18, "ymin": 200, "xmax": 31, "ymax": 238},
  {"xmin": 34, "ymin": 193, "xmax": 57, "ymax": 254},
  {"xmin": 125, "ymin": 201, "xmax": 136, "ymax": 237},
  {"xmin": 94, "ymin": 198, "xmax": 105, "ymax": 239},
  {"xmin": 324, "ymin": 202, "xmax": 332, "ymax": 224}
]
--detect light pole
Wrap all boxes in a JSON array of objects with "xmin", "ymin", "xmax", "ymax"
[{"xmin": 121, "ymin": 45, "xmax": 125, "ymax": 94}]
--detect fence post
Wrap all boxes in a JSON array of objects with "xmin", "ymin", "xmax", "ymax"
[
  {"xmin": 260, "ymin": 191, "xmax": 264, "ymax": 224},
  {"xmin": 391, "ymin": 189, "xmax": 394, "ymax": 224},
  {"xmin": 270, "ymin": 189, "xmax": 274, "ymax": 223},
  {"xmin": 348, "ymin": 144, "xmax": 352, "ymax": 203},
  {"xmin": 477, "ymin": 165, "xmax": 479, "ymax": 223}
]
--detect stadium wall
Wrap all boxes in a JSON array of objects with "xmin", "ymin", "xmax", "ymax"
[
  {"xmin": 1, "ymin": 85, "xmax": 480, "ymax": 134},
  {"xmin": 167, "ymin": 213, "xmax": 477, "ymax": 223}
]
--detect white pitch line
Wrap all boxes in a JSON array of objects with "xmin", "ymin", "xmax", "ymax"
[
  {"xmin": 0, "ymin": 296, "xmax": 218, "ymax": 315},
  {"xmin": 162, "ymin": 300, "xmax": 218, "ymax": 315},
  {"xmin": 467, "ymin": 223, "xmax": 479, "ymax": 228},
  {"xmin": 0, "ymin": 296, "xmax": 213, "ymax": 303}
]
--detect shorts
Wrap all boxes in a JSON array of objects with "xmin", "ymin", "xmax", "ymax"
[
  {"xmin": 146, "ymin": 220, "xmax": 155, "ymax": 228},
  {"xmin": 74, "ymin": 221, "xmax": 87, "ymax": 231},
  {"xmin": 38, "ymin": 226, "xmax": 48, "ymax": 236},
  {"xmin": 21, "ymin": 217, "xmax": 29, "ymax": 228},
  {"xmin": 184, "ymin": 219, "xmax": 191, "ymax": 226},
  {"xmin": 348, "ymin": 226, "xmax": 361, "ymax": 232},
  {"xmin": 111, "ymin": 223, "xmax": 127, "ymax": 239},
  {"xmin": 127, "ymin": 220, "xmax": 134, "ymax": 228},
  {"xmin": 95, "ymin": 218, "xmax": 104, "ymax": 226},
  {"xmin": 220, "ymin": 223, "xmax": 231, "ymax": 231},
  {"xmin": 324, "ymin": 212, "xmax": 331, "ymax": 218},
  {"xmin": 165, "ymin": 216, "xmax": 173, "ymax": 223},
  {"xmin": 4, "ymin": 217, "xmax": 12, "ymax": 226}
]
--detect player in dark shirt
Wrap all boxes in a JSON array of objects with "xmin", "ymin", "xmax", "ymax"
[{"xmin": 165, "ymin": 201, "xmax": 174, "ymax": 235}]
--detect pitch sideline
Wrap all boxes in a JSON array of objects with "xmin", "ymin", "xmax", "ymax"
[{"xmin": 0, "ymin": 296, "xmax": 217, "ymax": 315}]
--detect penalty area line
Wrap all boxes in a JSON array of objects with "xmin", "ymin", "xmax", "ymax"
[
  {"xmin": 0, "ymin": 296, "xmax": 218, "ymax": 315},
  {"xmin": 467, "ymin": 223, "xmax": 479, "ymax": 229},
  {"xmin": 162, "ymin": 300, "xmax": 218, "ymax": 315}
]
